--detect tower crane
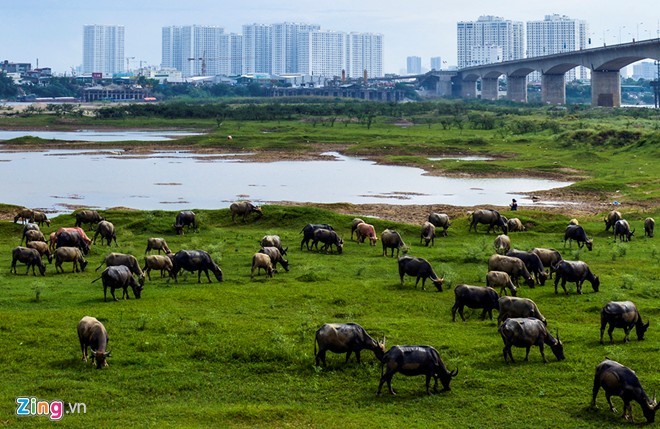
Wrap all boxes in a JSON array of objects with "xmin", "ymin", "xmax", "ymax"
[{"xmin": 187, "ymin": 51, "xmax": 227, "ymax": 76}]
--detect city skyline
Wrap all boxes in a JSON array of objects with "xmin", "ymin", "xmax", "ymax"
[{"xmin": 2, "ymin": 0, "xmax": 658, "ymax": 75}]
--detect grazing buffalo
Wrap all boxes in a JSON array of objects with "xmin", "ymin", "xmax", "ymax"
[
  {"xmin": 488, "ymin": 254, "xmax": 535, "ymax": 288},
  {"xmin": 505, "ymin": 249, "xmax": 548, "ymax": 285},
  {"xmin": 55, "ymin": 227, "xmax": 92, "ymax": 245},
  {"xmin": 251, "ymin": 252, "xmax": 274, "ymax": 278},
  {"xmin": 613, "ymin": 219, "xmax": 634, "ymax": 242},
  {"xmin": 563, "ymin": 225, "xmax": 593, "ymax": 251},
  {"xmin": 420, "ymin": 221, "xmax": 436, "ymax": 247},
  {"xmin": 469, "ymin": 209, "xmax": 508, "ymax": 235},
  {"xmin": 311, "ymin": 229, "xmax": 344, "ymax": 254},
  {"xmin": 21, "ymin": 223, "xmax": 40, "ymax": 245},
  {"xmin": 381, "ymin": 229, "xmax": 407, "ymax": 257},
  {"xmin": 428, "ymin": 213, "xmax": 451, "ymax": 236},
  {"xmin": 531, "ymin": 248, "xmax": 563, "ymax": 279},
  {"xmin": 259, "ymin": 246, "xmax": 289, "ymax": 272},
  {"xmin": 30, "ymin": 210, "xmax": 50, "ymax": 226},
  {"xmin": 26, "ymin": 241, "xmax": 53, "ymax": 264},
  {"xmin": 486, "ymin": 271, "xmax": 517, "ymax": 296},
  {"xmin": 591, "ymin": 359, "xmax": 659, "ymax": 423},
  {"xmin": 93, "ymin": 220, "xmax": 118, "ymax": 246},
  {"xmin": 350, "ymin": 218, "xmax": 365, "ymax": 240},
  {"xmin": 493, "ymin": 234, "xmax": 511, "ymax": 255},
  {"xmin": 142, "ymin": 255, "xmax": 173, "ymax": 280},
  {"xmin": 300, "ymin": 224, "xmax": 334, "ymax": 250},
  {"xmin": 507, "ymin": 218, "xmax": 525, "ymax": 232},
  {"xmin": 56, "ymin": 230, "xmax": 90, "ymax": 255},
  {"xmin": 260, "ymin": 235, "xmax": 287, "ymax": 256},
  {"xmin": 23, "ymin": 229, "xmax": 46, "ymax": 245},
  {"xmin": 604, "ymin": 210, "xmax": 622, "ymax": 232},
  {"xmin": 452, "ymin": 284, "xmax": 499, "ymax": 322},
  {"xmin": 356, "ymin": 222, "xmax": 378, "ymax": 246},
  {"xmin": 644, "ymin": 217, "xmax": 655, "ymax": 238},
  {"xmin": 14, "ymin": 208, "xmax": 34, "ymax": 224},
  {"xmin": 11, "ymin": 246, "xmax": 46, "ymax": 276},
  {"xmin": 77, "ymin": 316, "xmax": 110, "ymax": 369},
  {"xmin": 499, "ymin": 318, "xmax": 564, "ymax": 364},
  {"xmin": 398, "ymin": 256, "xmax": 444, "ymax": 291},
  {"xmin": 230, "ymin": 201, "xmax": 262, "ymax": 223},
  {"xmin": 498, "ymin": 296, "xmax": 546, "ymax": 326},
  {"xmin": 54, "ymin": 247, "xmax": 88, "ymax": 273},
  {"xmin": 600, "ymin": 301, "xmax": 649, "ymax": 344},
  {"xmin": 145, "ymin": 237, "xmax": 171, "ymax": 255},
  {"xmin": 96, "ymin": 253, "xmax": 145, "ymax": 284},
  {"xmin": 75, "ymin": 210, "xmax": 104, "ymax": 229},
  {"xmin": 553, "ymin": 260, "xmax": 599, "ymax": 295},
  {"xmin": 170, "ymin": 250, "xmax": 223, "ymax": 283},
  {"xmin": 174, "ymin": 211, "xmax": 197, "ymax": 235},
  {"xmin": 94, "ymin": 265, "xmax": 143, "ymax": 301},
  {"xmin": 314, "ymin": 323, "xmax": 385, "ymax": 367},
  {"xmin": 377, "ymin": 345, "xmax": 458, "ymax": 396}
]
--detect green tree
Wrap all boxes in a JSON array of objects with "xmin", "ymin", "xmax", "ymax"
[{"xmin": 0, "ymin": 73, "xmax": 18, "ymax": 98}]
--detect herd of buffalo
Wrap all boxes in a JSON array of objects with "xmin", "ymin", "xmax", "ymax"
[{"xmin": 7, "ymin": 204, "xmax": 658, "ymax": 422}]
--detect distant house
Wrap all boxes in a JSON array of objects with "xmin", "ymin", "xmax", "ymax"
[{"xmin": 82, "ymin": 84, "xmax": 147, "ymax": 102}]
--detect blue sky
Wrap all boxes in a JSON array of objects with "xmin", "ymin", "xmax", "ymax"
[{"xmin": 2, "ymin": 0, "xmax": 657, "ymax": 74}]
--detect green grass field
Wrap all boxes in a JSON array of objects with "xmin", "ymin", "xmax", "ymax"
[{"xmin": 1, "ymin": 205, "xmax": 658, "ymax": 428}]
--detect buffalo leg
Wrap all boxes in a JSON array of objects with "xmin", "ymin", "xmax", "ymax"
[
  {"xmin": 524, "ymin": 346, "xmax": 531, "ymax": 361},
  {"xmin": 576, "ymin": 281, "xmax": 583, "ymax": 295},
  {"xmin": 425, "ymin": 375, "xmax": 433, "ymax": 395},
  {"xmin": 538, "ymin": 344, "xmax": 547, "ymax": 363},
  {"xmin": 590, "ymin": 381, "xmax": 599, "ymax": 408},
  {"xmin": 608, "ymin": 325, "xmax": 616, "ymax": 343},
  {"xmin": 355, "ymin": 351, "xmax": 361, "ymax": 364},
  {"xmin": 599, "ymin": 320, "xmax": 607, "ymax": 344},
  {"xmin": 344, "ymin": 351, "xmax": 352, "ymax": 363},
  {"xmin": 605, "ymin": 394, "xmax": 617, "ymax": 413},
  {"xmin": 623, "ymin": 327, "xmax": 631, "ymax": 343}
]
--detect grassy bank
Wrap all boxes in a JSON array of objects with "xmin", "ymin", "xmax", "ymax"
[{"xmin": 1, "ymin": 205, "xmax": 658, "ymax": 428}]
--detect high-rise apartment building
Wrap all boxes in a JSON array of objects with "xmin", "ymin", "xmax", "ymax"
[
  {"xmin": 162, "ymin": 25, "xmax": 231, "ymax": 77},
  {"xmin": 83, "ymin": 25, "xmax": 125, "ymax": 76},
  {"xmin": 242, "ymin": 24, "xmax": 272, "ymax": 74},
  {"xmin": 457, "ymin": 16, "xmax": 524, "ymax": 68},
  {"xmin": 430, "ymin": 56, "xmax": 442, "ymax": 71},
  {"xmin": 632, "ymin": 61, "xmax": 657, "ymax": 80},
  {"xmin": 527, "ymin": 14, "xmax": 589, "ymax": 81},
  {"xmin": 297, "ymin": 30, "xmax": 346, "ymax": 78},
  {"xmin": 271, "ymin": 22, "xmax": 321, "ymax": 75},
  {"xmin": 406, "ymin": 56, "xmax": 422, "ymax": 74},
  {"xmin": 346, "ymin": 32, "xmax": 383, "ymax": 79}
]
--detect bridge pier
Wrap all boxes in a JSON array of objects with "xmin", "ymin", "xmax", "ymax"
[
  {"xmin": 591, "ymin": 70, "xmax": 621, "ymax": 107},
  {"xmin": 481, "ymin": 78, "xmax": 499, "ymax": 100},
  {"xmin": 507, "ymin": 76, "xmax": 527, "ymax": 102},
  {"xmin": 541, "ymin": 74, "xmax": 566, "ymax": 105}
]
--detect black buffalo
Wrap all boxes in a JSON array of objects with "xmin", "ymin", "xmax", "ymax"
[
  {"xmin": 428, "ymin": 213, "xmax": 451, "ymax": 236},
  {"xmin": 75, "ymin": 210, "xmax": 104, "ymax": 229},
  {"xmin": 452, "ymin": 284, "xmax": 499, "ymax": 321},
  {"xmin": 505, "ymin": 249, "xmax": 548, "ymax": 286},
  {"xmin": 314, "ymin": 323, "xmax": 385, "ymax": 366},
  {"xmin": 171, "ymin": 250, "xmax": 223, "ymax": 283},
  {"xmin": 600, "ymin": 301, "xmax": 649, "ymax": 344},
  {"xmin": 398, "ymin": 256, "xmax": 444, "ymax": 291},
  {"xmin": 300, "ymin": 224, "xmax": 334, "ymax": 250},
  {"xmin": 469, "ymin": 209, "xmax": 508, "ymax": 235},
  {"xmin": 56, "ymin": 230, "xmax": 90, "ymax": 255},
  {"xmin": 613, "ymin": 219, "xmax": 634, "ymax": 242},
  {"xmin": 563, "ymin": 225, "xmax": 593, "ymax": 251},
  {"xmin": 174, "ymin": 211, "xmax": 197, "ymax": 235},
  {"xmin": 94, "ymin": 265, "xmax": 143, "ymax": 302},
  {"xmin": 553, "ymin": 260, "xmax": 599, "ymax": 295},
  {"xmin": 499, "ymin": 317, "xmax": 564, "ymax": 364},
  {"xmin": 11, "ymin": 246, "xmax": 46, "ymax": 276},
  {"xmin": 310, "ymin": 229, "xmax": 343, "ymax": 254}
]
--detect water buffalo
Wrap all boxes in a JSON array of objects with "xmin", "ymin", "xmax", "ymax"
[
  {"xmin": 486, "ymin": 271, "xmax": 517, "ymax": 296},
  {"xmin": 77, "ymin": 316, "xmax": 110, "ymax": 369},
  {"xmin": 30, "ymin": 210, "xmax": 50, "ymax": 227},
  {"xmin": 258, "ymin": 246, "xmax": 289, "ymax": 272},
  {"xmin": 251, "ymin": 252, "xmax": 273, "ymax": 278},
  {"xmin": 54, "ymin": 247, "xmax": 88, "ymax": 273},
  {"xmin": 56, "ymin": 230, "xmax": 90, "ymax": 255},
  {"xmin": 14, "ymin": 208, "xmax": 34, "ymax": 224},
  {"xmin": 644, "ymin": 217, "xmax": 655, "ymax": 238},
  {"xmin": 498, "ymin": 296, "xmax": 546, "ymax": 326},
  {"xmin": 23, "ymin": 229, "xmax": 46, "ymax": 246},
  {"xmin": 452, "ymin": 284, "xmax": 499, "ymax": 322},
  {"xmin": 230, "ymin": 201, "xmax": 262, "ymax": 223},
  {"xmin": 11, "ymin": 246, "xmax": 46, "ymax": 276},
  {"xmin": 377, "ymin": 345, "xmax": 458, "ymax": 396},
  {"xmin": 311, "ymin": 229, "xmax": 344, "ymax": 254},
  {"xmin": 613, "ymin": 219, "xmax": 634, "ymax": 242},
  {"xmin": 469, "ymin": 209, "xmax": 508, "ymax": 235},
  {"xmin": 350, "ymin": 218, "xmax": 365, "ymax": 240},
  {"xmin": 142, "ymin": 255, "xmax": 173, "ymax": 280},
  {"xmin": 96, "ymin": 253, "xmax": 145, "ymax": 284},
  {"xmin": 300, "ymin": 224, "xmax": 334, "ymax": 250},
  {"xmin": 420, "ymin": 221, "xmax": 436, "ymax": 247},
  {"xmin": 507, "ymin": 218, "xmax": 525, "ymax": 232},
  {"xmin": 563, "ymin": 225, "xmax": 593, "ymax": 251},
  {"xmin": 26, "ymin": 241, "xmax": 53, "ymax": 264},
  {"xmin": 505, "ymin": 249, "xmax": 548, "ymax": 285},
  {"xmin": 145, "ymin": 237, "xmax": 172, "ymax": 255},
  {"xmin": 428, "ymin": 213, "xmax": 451, "ymax": 236},
  {"xmin": 93, "ymin": 220, "xmax": 118, "ymax": 246},
  {"xmin": 170, "ymin": 250, "xmax": 223, "ymax": 283},
  {"xmin": 381, "ymin": 229, "xmax": 407, "ymax": 257},
  {"xmin": 493, "ymin": 234, "xmax": 511, "ymax": 255},
  {"xmin": 488, "ymin": 254, "xmax": 535, "ymax": 288},
  {"xmin": 356, "ymin": 222, "xmax": 378, "ymax": 245},
  {"xmin": 604, "ymin": 210, "xmax": 622, "ymax": 232},
  {"xmin": 531, "ymin": 248, "xmax": 563, "ymax": 279},
  {"xmin": 600, "ymin": 301, "xmax": 649, "ymax": 344},
  {"xmin": 174, "ymin": 211, "xmax": 197, "ymax": 235},
  {"xmin": 75, "ymin": 210, "xmax": 104, "ymax": 229},
  {"xmin": 499, "ymin": 318, "xmax": 564, "ymax": 364},
  {"xmin": 591, "ymin": 359, "xmax": 659, "ymax": 423},
  {"xmin": 21, "ymin": 223, "xmax": 40, "ymax": 245},
  {"xmin": 55, "ymin": 227, "xmax": 92, "ymax": 245},
  {"xmin": 260, "ymin": 235, "xmax": 287, "ymax": 256},
  {"xmin": 397, "ymin": 256, "xmax": 444, "ymax": 291},
  {"xmin": 94, "ymin": 265, "xmax": 143, "ymax": 301},
  {"xmin": 553, "ymin": 260, "xmax": 599, "ymax": 295},
  {"xmin": 314, "ymin": 323, "xmax": 385, "ymax": 367}
]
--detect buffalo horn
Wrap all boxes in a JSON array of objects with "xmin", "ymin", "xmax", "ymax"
[
  {"xmin": 451, "ymin": 368, "xmax": 459, "ymax": 377},
  {"xmin": 556, "ymin": 329, "xmax": 560, "ymax": 341}
]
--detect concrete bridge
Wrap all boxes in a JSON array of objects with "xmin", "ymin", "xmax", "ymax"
[{"xmin": 447, "ymin": 38, "xmax": 660, "ymax": 107}]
